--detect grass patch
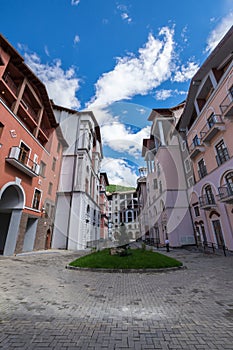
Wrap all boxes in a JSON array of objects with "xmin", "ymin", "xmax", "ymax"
[{"xmin": 69, "ymin": 248, "xmax": 183, "ymax": 269}]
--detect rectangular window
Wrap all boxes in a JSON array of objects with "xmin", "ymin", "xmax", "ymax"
[
  {"xmin": 32, "ymin": 189, "xmax": 42, "ymax": 210},
  {"xmin": 0, "ymin": 122, "xmax": 4, "ymax": 139},
  {"xmin": 19, "ymin": 141, "xmax": 30, "ymax": 165},
  {"xmin": 153, "ymin": 178, "xmax": 158, "ymax": 190},
  {"xmin": 48, "ymin": 182, "xmax": 53, "ymax": 195},
  {"xmin": 198, "ymin": 159, "xmax": 207, "ymax": 179},
  {"xmin": 194, "ymin": 206, "xmax": 200, "ymax": 217},
  {"xmin": 39, "ymin": 161, "xmax": 46, "ymax": 177},
  {"xmin": 57, "ymin": 142, "xmax": 61, "ymax": 154},
  {"xmin": 184, "ymin": 159, "xmax": 191, "ymax": 173},
  {"xmin": 193, "ymin": 135, "xmax": 200, "ymax": 146},
  {"xmin": 215, "ymin": 140, "xmax": 229, "ymax": 165},
  {"xmin": 187, "ymin": 176, "xmax": 194, "ymax": 188},
  {"xmin": 52, "ymin": 157, "xmax": 56, "ymax": 171}
]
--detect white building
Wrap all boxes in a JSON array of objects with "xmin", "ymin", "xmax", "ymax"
[
  {"xmin": 108, "ymin": 190, "xmax": 140, "ymax": 241},
  {"xmin": 52, "ymin": 105, "xmax": 103, "ymax": 250}
]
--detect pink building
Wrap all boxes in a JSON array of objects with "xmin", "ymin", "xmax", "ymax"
[
  {"xmin": 179, "ymin": 26, "xmax": 233, "ymax": 251},
  {"xmin": 141, "ymin": 103, "xmax": 195, "ymax": 247}
]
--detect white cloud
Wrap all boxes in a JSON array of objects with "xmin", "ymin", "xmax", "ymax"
[
  {"xmin": 88, "ymin": 27, "xmax": 175, "ymax": 108},
  {"xmin": 71, "ymin": 0, "xmax": 80, "ymax": 5},
  {"xmin": 101, "ymin": 122, "xmax": 150, "ymax": 157},
  {"xmin": 74, "ymin": 35, "xmax": 80, "ymax": 44},
  {"xmin": 101, "ymin": 157, "xmax": 138, "ymax": 187},
  {"xmin": 155, "ymin": 89, "xmax": 187, "ymax": 101},
  {"xmin": 44, "ymin": 46, "xmax": 50, "ymax": 57},
  {"xmin": 121, "ymin": 12, "xmax": 132, "ymax": 23},
  {"xmin": 24, "ymin": 53, "xmax": 81, "ymax": 109},
  {"xmin": 173, "ymin": 61, "xmax": 199, "ymax": 82},
  {"xmin": 206, "ymin": 13, "xmax": 233, "ymax": 53}
]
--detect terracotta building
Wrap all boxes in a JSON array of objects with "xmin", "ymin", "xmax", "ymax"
[
  {"xmin": 179, "ymin": 25, "xmax": 233, "ymax": 251},
  {"xmin": 0, "ymin": 34, "xmax": 66, "ymax": 255}
]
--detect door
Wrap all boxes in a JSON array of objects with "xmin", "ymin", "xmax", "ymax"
[{"xmin": 212, "ymin": 220, "xmax": 225, "ymax": 246}]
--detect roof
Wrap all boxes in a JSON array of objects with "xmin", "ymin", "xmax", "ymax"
[
  {"xmin": 148, "ymin": 101, "xmax": 186, "ymax": 121},
  {"xmin": 52, "ymin": 103, "xmax": 102, "ymax": 145},
  {"xmin": 142, "ymin": 136, "xmax": 155, "ymax": 156},
  {"xmin": 179, "ymin": 25, "xmax": 233, "ymax": 129}
]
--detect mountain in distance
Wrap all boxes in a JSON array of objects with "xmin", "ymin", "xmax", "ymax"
[{"xmin": 106, "ymin": 184, "xmax": 136, "ymax": 193}]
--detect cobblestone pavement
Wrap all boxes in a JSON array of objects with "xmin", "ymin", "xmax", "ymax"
[{"xmin": 0, "ymin": 248, "xmax": 233, "ymax": 349}]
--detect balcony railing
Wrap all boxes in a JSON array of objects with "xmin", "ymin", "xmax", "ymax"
[
  {"xmin": 217, "ymin": 183, "xmax": 233, "ymax": 204},
  {"xmin": 220, "ymin": 91, "xmax": 233, "ymax": 118},
  {"xmin": 2, "ymin": 73, "xmax": 18, "ymax": 96},
  {"xmin": 198, "ymin": 165, "xmax": 207, "ymax": 179},
  {"xmin": 20, "ymin": 99, "xmax": 39, "ymax": 123},
  {"xmin": 216, "ymin": 148, "xmax": 230, "ymax": 166},
  {"xmin": 5, "ymin": 146, "xmax": 40, "ymax": 177},
  {"xmin": 199, "ymin": 194, "xmax": 216, "ymax": 210},
  {"xmin": 188, "ymin": 138, "xmax": 205, "ymax": 159},
  {"xmin": 200, "ymin": 115, "xmax": 225, "ymax": 143}
]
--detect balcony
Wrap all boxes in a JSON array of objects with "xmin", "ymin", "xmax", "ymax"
[
  {"xmin": 188, "ymin": 138, "xmax": 205, "ymax": 159},
  {"xmin": 200, "ymin": 115, "xmax": 225, "ymax": 143},
  {"xmin": 199, "ymin": 194, "xmax": 216, "ymax": 210},
  {"xmin": 2, "ymin": 73, "xmax": 18, "ymax": 96},
  {"xmin": 5, "ymin": 147, "xmax": 40, "ymax": 177},
  {"xmin": 220, "ymin": 91, "xmax": 233, "ymax": 118},
  {"xmin": 217, "ymin": 184, "xmax": 233, "ymax": 204},
  {"xmin": 216, "ymin": 148, "xmax": 230, "ymax": 166}
]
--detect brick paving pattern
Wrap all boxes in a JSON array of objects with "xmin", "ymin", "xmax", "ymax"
[{"xmin": 0, "ymin": 248, "xmax": 233, "ymax": 349}]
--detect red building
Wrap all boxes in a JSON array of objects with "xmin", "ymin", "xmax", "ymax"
[{"xmin": 0, "ymin": 34, "xmax": 66, "ymax": 255}]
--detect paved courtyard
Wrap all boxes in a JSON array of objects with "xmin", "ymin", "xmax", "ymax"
[{"xmin": 0, "ymin": 248, "xmax": 233, "ymax": 350}]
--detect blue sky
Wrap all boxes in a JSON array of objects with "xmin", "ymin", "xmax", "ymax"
[{"xmin": 1, "ymin": 0, "xmax": 233, "ymax": 186}]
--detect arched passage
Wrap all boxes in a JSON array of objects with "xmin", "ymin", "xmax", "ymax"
[{"xmin": 0, "ymin": 182, "xmax": 25, "ymax": 256}]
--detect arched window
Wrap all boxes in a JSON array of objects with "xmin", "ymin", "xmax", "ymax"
[
  {"xmin": 204, "ymin": 185, "xmax": 215, "ymax": 204},
  {"xmin": 226, "ymin": 172, "xmax": 233, "ymax": 193}
]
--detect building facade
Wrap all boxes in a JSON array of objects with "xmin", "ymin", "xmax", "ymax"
[
  {"xmin": 0, "ymin": 34, "xmax": 64, "ymax": 255},
  {"xmin": 99, "ymin": 172, "xmax": 110, "ymax": 241},
  {"xmin": 179, "ymin": 25, "xmax": 233, "ymax": 251},
  {"xmin": 108, "ymin": 190, "xmax": 140, "ymax": 242},
  {"xmin": 51, "ymin": 105, "xmax": 103, "ymax": 250},
  {"xmin": 141, "ymin": 102, "xmax": 195, "ymax": 247}
]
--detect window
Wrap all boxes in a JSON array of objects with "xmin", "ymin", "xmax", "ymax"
[
  {"xmin": 48, "ymin": 182, "xmax": 53, "ymax": 195},
  {"xmin": 52, "ymin": 157, "xmax": 56, "ymax": 171},
  {"xmin": 57, "ymin": 142, "xmax": 61, "ymax": 154},
  {"xmin": 0, "ymin": 122, "xmax": 4, "ymax": 139},
  {"xmin": 39, "ymin": 161, "xmax": 46, "ymax": 177},
  {"xmin": 184, "ymin": 158, "xmax": 191, "ymax": 173},
  {"xmin": 207, "ymin": 113, "xmax": 217, "ymax": 128},
  {"xmin": 193, "ymin": 135, "xmax": 200, "ymax": 146},
  {"xmin": 215, "ymin": 140, "xmax": 229, "ymax": 165},
  {"xmin": 198, "ymin": 159, "xmax": 207, "ymax": 179},
  {"xmin": 153, "ymin": 178, "xmax": 158, "ymax": 190},
  {"xmin": 19, "ymin": 142, "xmax": 30, "ymax": 165},
  {"xmin": 205, "ymin": 185, "xmax": 215, "ymax": 204},
  {"xmin": 181, "ymin": 140, "xmax": 186, "ymax": 152},
  {"xmin": 159, "ymin": 181, "xmax": 162, "ymax": 194},
  {"xmin": 45, "ymin": 203, "xmax": 50, "ymax": 218},
  {"xmin": 32, "ymin": 189, "xmax": 42, "ymax": 210},
  {"xmin": 194, "ymin": 205, "xmax": 200, "ymax": 217},
  {"xmin": 225, "ymin": 172, "xmax": 233, "ymax": 194},
  {"xmin": 187, "ymin": 176, "xmax": 194, "ymax": 188},
  {"xmin": 229, "ymin": 85, "xmax": 233, "ymax": 98}
]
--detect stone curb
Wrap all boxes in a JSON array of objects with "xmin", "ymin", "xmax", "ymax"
[{"xmin": 66, "ymin": 265, "xmax": 187, "ymax": 273}]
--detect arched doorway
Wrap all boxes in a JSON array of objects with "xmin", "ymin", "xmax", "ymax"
[{"xmin": 0, "ymin": 181, "xmax": 25, "ymax": 256}]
